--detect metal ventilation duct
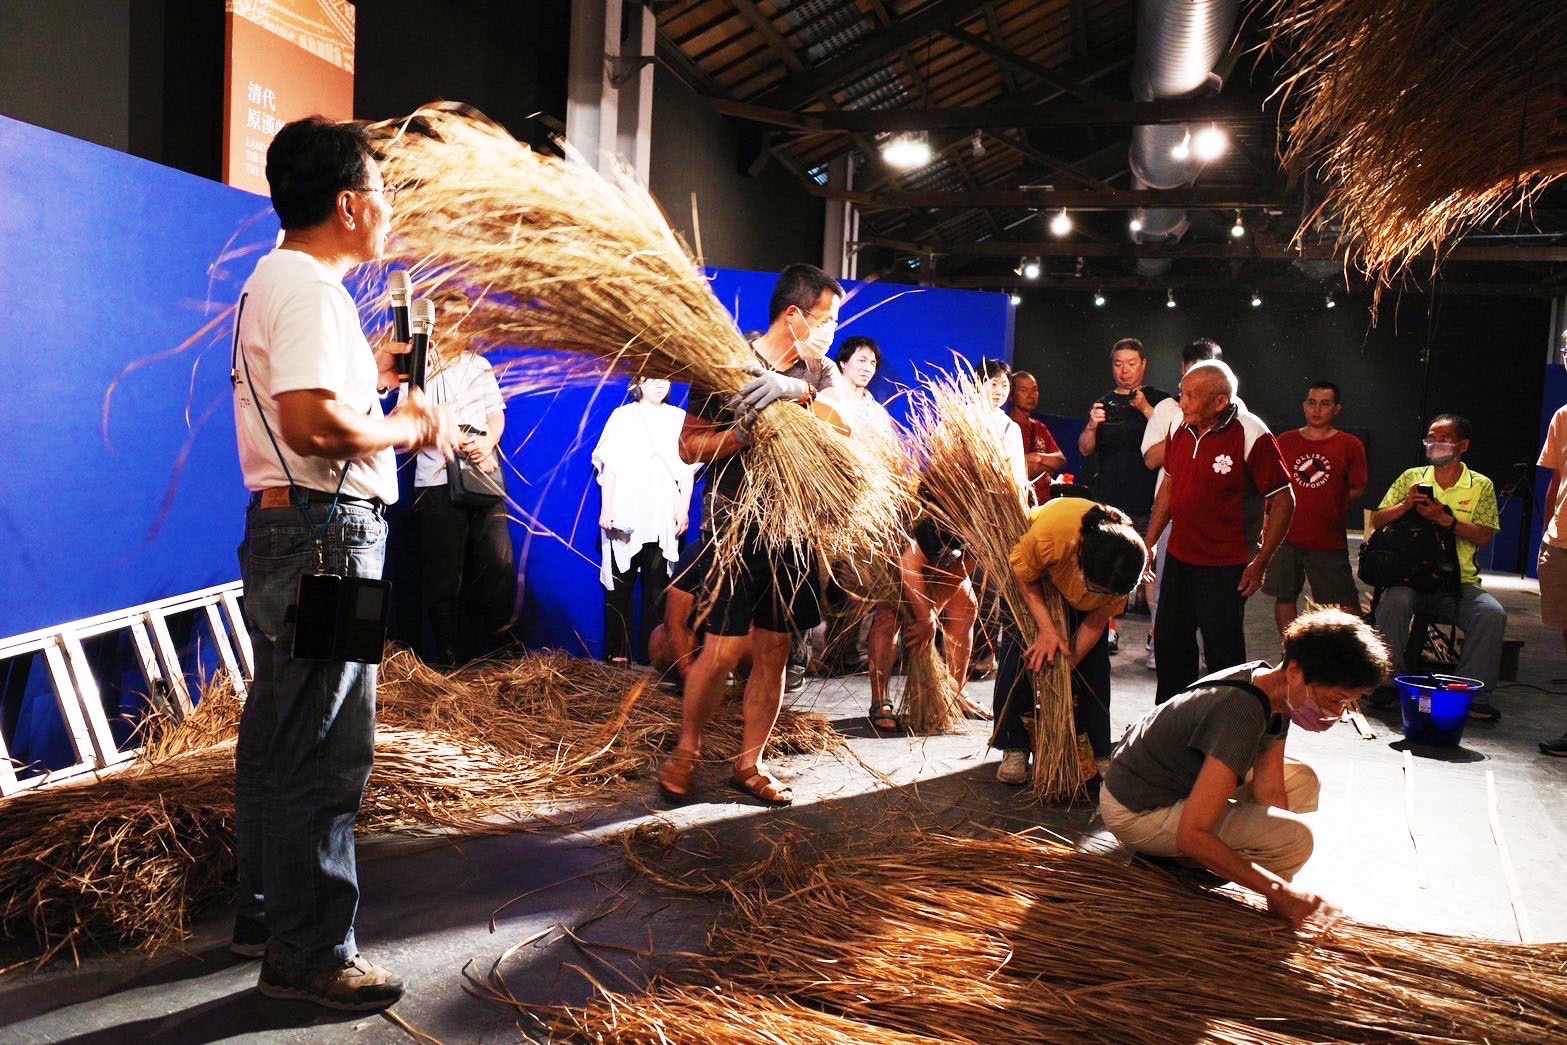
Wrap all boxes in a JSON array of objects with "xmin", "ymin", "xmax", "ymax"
[{"xmin": 1128, "ymin": 0, "xmax": 1239, "ymax": 275}]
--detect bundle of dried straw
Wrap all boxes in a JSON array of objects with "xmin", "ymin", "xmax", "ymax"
[
  {"xmin": 896, "ymin": 640, "xmax": 967, "ymax": 735},
  {"xmin": 538, "ymin": 826, "xmax": 1567, "ymax": 1042},
  {"xmin": 0, "ymin": 650, "xmax": 837, "ymax": 964},
  {"xmin": 903, "ymin": 371, "xmax": 1080, "ymax": 799},
  {"xmin": 365, "ymin": 104, "xmax": 908, "ymax": 566},
  {"xmin": 1266, "ymin": 0, "xmax": 1567, "ymax": 287}
]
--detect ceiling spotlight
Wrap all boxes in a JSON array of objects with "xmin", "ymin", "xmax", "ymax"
[
  {"xmin": 1129, "ymin": 213, "xmax": 1144, "ymax": 234},
  {"xmin": 1166, "ymin": 289, "xmax": 1177, "ymax": 309},
  {"xmin": 1093, "ymin": 289, "xmax": 1106, "ymax": 307},
  {"xmin": 1049, "ymin": 208, "xmax": 1072, "ymax": 237},
  {"xmin": 971, "ymin": 130, "xmax": 985, "ymax": 158},
  {"xmin": 1231, "ymin": 211, "xmax": 1246, "ymax": 238},
  {"xmin": 1008, "ymin": 291, "xmax": 1022, "ymax": 306},
  {"xmin": 1325, "ymin": 292, "xmax": 1337, "ymax": 309},
  {"xmin": 1193, "ymin": 124, "xmax": 1228, "ymax": 162},
  {"xmin": 1250, "ymin": 291, "xmax": 1262, "ymax": 308},
  {"xmin": 881, "ymin": 131, "xmax": 931, "ymax": 170},
  {"xmin": 1171, "ymin": 129, "xmax": 1191, "ymax": 162},
  {"xmin": 1022, "ymin": 258, "xmax": 1042, "ymax": 280}
]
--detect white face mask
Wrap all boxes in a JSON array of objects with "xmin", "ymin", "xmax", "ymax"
[{"xmin": 789, "ymin": 309, "xmax": 836, "ymax": 359}]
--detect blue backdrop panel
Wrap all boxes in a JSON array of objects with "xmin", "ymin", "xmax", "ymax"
[
  {"xmin": 0, "ymin": 115, "xmax": 276, "ymax": 638},
  {"xmin": 496, "ymin": 270, "xmax": 1014, "ymax": 657}
]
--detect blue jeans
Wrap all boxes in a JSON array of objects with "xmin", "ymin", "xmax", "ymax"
[{"xmin": 235, "ymin": 500, "xmax": 387, "ymax": 970}]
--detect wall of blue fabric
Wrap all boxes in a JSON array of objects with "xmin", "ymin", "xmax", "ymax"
[{"xmin": 0, "ymin": 114, "xmax": 1013, "ymax": 770}]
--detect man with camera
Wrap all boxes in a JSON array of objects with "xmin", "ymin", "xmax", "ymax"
[
  {"xmin": 1078, "ymin": 338, "xmax": 1169, "ymax": 652},
  {"xmin": 232, "ymin": 117, "xmax": 457, "ymax": 1009},
  {"xmin": 1369, "ymin": 415, "xmax": 1505, "ymax": 720}
]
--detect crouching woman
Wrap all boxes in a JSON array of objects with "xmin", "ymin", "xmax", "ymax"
[{"xmin": 1100, "ymin": 608, "xmax": 1390, "ymax": 926}]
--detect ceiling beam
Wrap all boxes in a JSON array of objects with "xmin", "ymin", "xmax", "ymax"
[
  {"xmin": 935, "ymin": 274, "xmax": 1558, "ymax": 298},
  {"xmin": 940, "ymin": 24, "xmax": 1114, "ymax": 104},
  {"xmin": 752, "ymin": 0, "xmax": 995, "ymax": 110},
  {"xmin": 827, "ymin": 185, "xmax": 1282, "ymax": 211},
  {"xmin": 860, "ymin": 236, "xmax": 1567, "ymax": 264}
]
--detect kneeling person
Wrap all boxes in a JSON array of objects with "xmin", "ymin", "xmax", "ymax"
[{"xmin": 1100, "ymin": 609, "xmax": 1390, "ymax": 926}]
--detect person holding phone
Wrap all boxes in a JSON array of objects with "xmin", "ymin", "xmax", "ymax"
[{"xmin": 1368, "ymin": 415, "xmax": 1506, "ymax": 720}]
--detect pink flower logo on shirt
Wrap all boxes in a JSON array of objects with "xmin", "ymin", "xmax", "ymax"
[{"xmin": 1212, "ymin": 453, "xmax": 1234, "ymax": 475}]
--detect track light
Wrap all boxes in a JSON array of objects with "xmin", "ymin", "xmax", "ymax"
[
  {"xmin": 1093, "ymin": 289, "xmax": 1106, "ymax": 307},
  {"xmin": 971, "ymin": 130, "xmax": 985, "ymax": 158},
  {"xmin": 1231, "ymin": 211, "xmax": 1246, "ymax": 238},
  {"xmin": 881, "ymin": 131, "xmax": 931, "ymax": 170},
  {"xmin": 1250, "ymin": 291, "xmax": 1262, "ymax": 308},
  {"xmin": 1022, "ymin": 258, "xmax": 1041, "ymax": 280},
  {"xmin": 1129, "ymin": 213, "xmax": 1144, "ymax": 234},
  {"xmin": 1049, "ymin": 208, "xmax": 1072, "ymax": 237},
  {"xmin": 1325, "ymin": 292, "xmax": 1337, "ymax": 309},
  {"xmin": 1193, "ymin": 124, "xmax": 1228, "ymax": 162},
  {"xmin": 1166, "ymin": 289, "xmax": 1177, "ymax": 309},
  {"xmin": 1171, "ymin": 129, "xmax": 1191, "ymax": 162},
  {"xmin": 1008, "ymin": 291, "xmax": 1022, "ymax": 306}
]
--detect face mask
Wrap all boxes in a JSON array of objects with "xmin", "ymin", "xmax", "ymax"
[
  {"xmin": 1426, "ymin": 443, "xmax": 1457, "ymax": 466},
  {"xmin": 788, "ymin": 310, "xmax": 835, "ymax": 358},
  {"xmin": 1286, "ymin": 682, "xmax": 1339, "ymax": 732}
]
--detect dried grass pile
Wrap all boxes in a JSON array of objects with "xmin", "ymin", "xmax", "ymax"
[
  {"xmin": 366, "ymin": 103, "xmax": 909, "ymax": 566},
  {"xmin": 538, "ymin": 827, "xmax": 1567, "ymax": 1042},
  {"xmin": 0, "ymin": 650, "xmax": 837, "ymax": 963},
  {"xmin": 904, "ymin": 371, "xmax": 1080, "ymax": 799},
  {"xmin": 1266, "ymin": 0, "xmax": 1567, "ymax": 287}
]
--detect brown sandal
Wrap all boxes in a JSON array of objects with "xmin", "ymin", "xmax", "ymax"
[
  {"xmin": 658, "ymin": 747, "xmax": 699, "ymax": 799},
  {"xmin": 731, "ymin": 765, "xmax": 794, "ymax": 806}
]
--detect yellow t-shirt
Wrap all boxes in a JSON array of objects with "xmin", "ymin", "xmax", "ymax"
[
  {"xmin": 1010, "ymin": 498, "xmax": 1129, "ymax": 615},
  {"xmin": 1377, "ymin": 464, "xmax": 1499, "ymax": 586}
]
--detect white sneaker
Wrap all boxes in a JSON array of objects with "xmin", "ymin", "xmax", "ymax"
[
  {"xmin": 1144, "ymin": 634, "xmax": 1156, "ymax": 671},
  {"xmin": 996, "ymin": 750, "xmax": 1030, "ymax": 785}
]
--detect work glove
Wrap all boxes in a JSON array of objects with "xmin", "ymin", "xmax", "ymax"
[{"xmin": 734, "ymin": 368, "xmax": 810, "ymax": 424}]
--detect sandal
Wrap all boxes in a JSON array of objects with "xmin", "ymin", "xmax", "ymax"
[
  {"xmin": 658, "ymin": 746, "xmax": 699, "ymax": 799},
  {"xmin": 959, "ymin": 696, "xmax": 993, "ymax": 721},
  {"xmin": 731, "ymin": 765, "xmax": 794, "ymax": 806},
  {"xmin": 869, "ymin": 701, "xmax": 899, "ymax": 731},
  {"xmin": 1467, "ymin": 701, "xmax": 1502, "ymax": 722}
]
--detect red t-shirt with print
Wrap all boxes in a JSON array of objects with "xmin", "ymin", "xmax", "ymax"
[
  {"xmin": 1165, "ymin": 406, "xmax": 1291, "ymax": 567},
  {"xmin": 1013, "ymin": 414, "xmax": 1062, "ymax": 503},
  {"xmin": 1276, "ymin": 429, "xmax": 1369, "ymax": 551}
]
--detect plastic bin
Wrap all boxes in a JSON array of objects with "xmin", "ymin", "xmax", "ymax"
[{"xmin": 1395, "ymin": 673, "xmax": 1483, "ymax": 747}]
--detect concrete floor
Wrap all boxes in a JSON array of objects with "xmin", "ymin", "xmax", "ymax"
[{"xmin": 3, "ymin": 567, "xmax": 1565, "ymax": 1043}]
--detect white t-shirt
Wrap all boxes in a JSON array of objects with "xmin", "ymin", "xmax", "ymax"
[
  {"xmin": 414, "ymin": 352, "xmax": 505, "ymax": 487},
  {"xmin": 232, "ymin": 249, "xmax": 398, "ymax": 504},
  {"xmin": 990, "ymin": 408, "xmax": 1029, "ymax": 490},
  {"xmin": 592, "ymin": 400, "xmax": 697, "ymax": 588}
]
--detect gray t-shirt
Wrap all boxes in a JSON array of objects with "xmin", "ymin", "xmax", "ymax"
[{"xmin": 1104, "ymin": 662, "xmax": 1289, "ymax": 812}]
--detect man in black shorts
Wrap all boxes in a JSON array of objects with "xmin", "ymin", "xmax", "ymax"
[{"xmin": 656, "ymin": 264, "xmax": 844, "ymax": 806}]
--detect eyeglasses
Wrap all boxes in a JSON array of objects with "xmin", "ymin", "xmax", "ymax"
[
  {"xmin": 800, "ymin": 309, "xmax": 837, "ymax": 330},
  {"xmin": 355, "ymin": 185, "xmax": 399, "ymax": 204}
]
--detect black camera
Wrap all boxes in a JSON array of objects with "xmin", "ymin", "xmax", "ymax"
[
  {"xmin": 1097, "ymin": 396, "xmax": 1128, "ymax": 425},
  {"xmin": 289, "ymin": 573, "xmax": 392, "ymax": 664}
]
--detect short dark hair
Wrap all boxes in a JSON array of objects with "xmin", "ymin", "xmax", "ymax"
[
  {"xmin": 1308, "ymin": 381, "xmax": 1341, "ymax": 404},
  {"xmin": 836, "ymin": 335, "xmax": 883, "ymax": 372},
  {"xmin": 1078, "ymin": 505, "xmax": 1148, "ymax": 597},
  {"xmin": 978, "ymin": 358, "xmax": 1012, "ymax": 382},
  {"xmin": 1111, "ymin": 338, "xmax": 1146, "ymax": 359},
  {"xmin": 1281, "ymin": 608, "xmax": 1390, "ymax": 691},
  {"xmin": 265, "ymin": 117, "xmax": 376, "ymax": 230},
  {"xmin": 1183, "ymin": 338, "xmax": 1222, "ymax": 364},
  {"xmin": 1429, "ymin": 413, "xmax": 1472, "ymax": 441},
  {"xmin": 1011, "ymin": 370, "xmax": 1037, "ymax": 385},
  {"xmin": 768, "ymin": 263, "xmax": 844, "ymax": 323}
]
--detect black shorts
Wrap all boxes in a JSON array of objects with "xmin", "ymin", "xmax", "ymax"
[
  {"xmin": 670, "ymin": 532, "xmax": 715, "ymax": 596},
  {"xmin": 701, "ymin": 534, "xmax": 822, "ymax": 638}
]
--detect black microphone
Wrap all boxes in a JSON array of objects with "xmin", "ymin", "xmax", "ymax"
[
  {"xmin": 387, "ymin": 270, "xmax": 412, "ymax": 344},
  {"xmin": 407, "ymin": 297, "xmax": 434, "ymax": 391}
]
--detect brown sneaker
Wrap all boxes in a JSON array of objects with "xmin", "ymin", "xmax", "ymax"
[{"xmin": 258, "ymin": 953, "xmax": 405, "ymax": 1011}]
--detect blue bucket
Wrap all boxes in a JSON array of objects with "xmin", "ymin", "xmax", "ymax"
[{"xmin": 1395, "ymin": 674, "xmax": 1482, "ymax": 747}]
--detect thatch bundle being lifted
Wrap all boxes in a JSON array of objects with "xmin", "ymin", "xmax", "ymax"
[
  {"xmin": 1266, "ymin": 0, "xmax": 1567, "ymax": 286},
  {"xmin": 365, "ymin": 103, "xmax": 910, "ymax": 567},
  {"xmin": 0, "ymin": 651, "xmax": 837, "ymax": 965},
  {"xmin": 903, "ymin": 370, "xmax": 1081, "ymax": 800},
  {"xmin": 533, "ymin": 826, "xmax": 1567, "ymax": 1042}
]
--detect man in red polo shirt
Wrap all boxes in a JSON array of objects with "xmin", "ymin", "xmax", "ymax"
[{"xmin": 1147, "ymin": 360, "xmax": 1294, "ymax": 703}]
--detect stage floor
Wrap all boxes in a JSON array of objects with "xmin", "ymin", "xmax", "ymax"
[{"xmin": 4, "ymin": 567, "xmax": 1564, "ymax": 1042}]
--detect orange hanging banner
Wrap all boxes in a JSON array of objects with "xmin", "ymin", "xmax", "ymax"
[{"xmin": 223, "ymin": 0, "xmax": 356, "ymax": 196}]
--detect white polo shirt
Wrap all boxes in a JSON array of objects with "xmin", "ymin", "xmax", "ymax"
[{"xmin": 232, "ymin": 249, "xmax": 398, "ymax": 504}]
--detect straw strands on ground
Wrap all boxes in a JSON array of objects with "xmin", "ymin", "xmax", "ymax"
[
  {"xmin": 0, "ymin": 650, "xmax": 837, "ymax": 963},
  {"xmin": 537, "ymin": 826, "xmax": 1567, "ymax": 1043},
  {"xmin": 904, "ymin": 371, "xmax": 1080, "ymax": 800},
  {"xmin": 1266, "ymin": 0, "xmax": 1567, "ymax": 287},
  {"xmin": 366, "ymin": 104, "xmax": 909, "ymax": 566}
]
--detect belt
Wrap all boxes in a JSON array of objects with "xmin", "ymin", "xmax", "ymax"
[{"xmin": 250, "ymin": 486, "xmax": 386, "ymax": 515}]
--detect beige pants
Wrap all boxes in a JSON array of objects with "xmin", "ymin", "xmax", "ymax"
[{"xmin": 1100, "ymin": 761, "xmax": 1321, "ymax": 880}]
